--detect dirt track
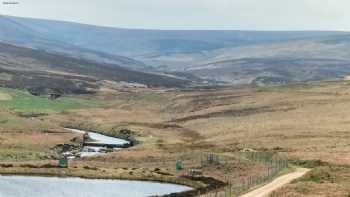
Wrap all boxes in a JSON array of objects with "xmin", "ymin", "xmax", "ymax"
[{"xmin": 240, "ymin": 168, "xmax": 310, "ymax": 197}]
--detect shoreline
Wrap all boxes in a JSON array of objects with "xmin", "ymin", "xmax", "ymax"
[
  {"xmin": 0, "ymin": 166, "xmax": 225, "ymax": 197},
  {"xmin": 0, "ymin": 128, "xmax": 225, "ymax": 196}
]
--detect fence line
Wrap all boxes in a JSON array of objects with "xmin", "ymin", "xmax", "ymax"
[{"xmin": 194, "ymin": 152, "xmax": 289, "ymax": 197}]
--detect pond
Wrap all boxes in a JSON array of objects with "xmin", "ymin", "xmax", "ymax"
[
  {"xmin": 64, "ymin": 128, "xmax": 130, "ymax": 157},
  {"xmin": 0, "ymin": 175, "xmax": 192, "ymax": 197}
]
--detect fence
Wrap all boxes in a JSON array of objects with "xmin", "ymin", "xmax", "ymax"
[
  {"xmin": 196, "ymin": 152, "xmax": 289, "ymax": 197},
  {"xmin": 201, "ymin": 153, "xmax": 221, "ymax": 167}
]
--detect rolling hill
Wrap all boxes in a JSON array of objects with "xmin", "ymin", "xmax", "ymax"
[
  {"xmin": 0, "ymin": 15, "xmax": 149, "ymax": 71},
  {"xmin": 2, "ymin": 15, "xmax": 350, "ymax": 86},
  {"xmin": 1, "ymin": 15, "xmax": 347, "ymax": 59},
  {"xmin": 0, "ymin": 42, "xmax": 190, "ymax": 95},
  {"xmin": 181, "ymin": 35, "xmax": 350, "ymax": 85}
]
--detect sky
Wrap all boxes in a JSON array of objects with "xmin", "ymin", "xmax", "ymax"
[{"xmin": 0, "ymin": 0, "xmax": 349, "ymax": 31}]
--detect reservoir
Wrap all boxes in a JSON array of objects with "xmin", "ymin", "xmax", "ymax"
[
  {"xmin": 0, "ymin": 129, "xmax": 194, "ymax": 197},
  {"xmin": 0, "ymin": 175, "xmax": 192, "ymax": 197}
]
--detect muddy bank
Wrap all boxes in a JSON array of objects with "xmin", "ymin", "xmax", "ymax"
[{"xmin": 160, "ymin": 176, "xmax": 226, "ymax": 197}]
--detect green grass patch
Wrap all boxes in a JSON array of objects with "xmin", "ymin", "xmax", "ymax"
[
  {"xmin": 296, "ymin": 166, "xmax": 335, "ymax": 184},
  {"xmin": 289, "ymin": 159, "xmax": 327, "ymax": 168},
  {"xmin": 258, "ymin": 80, "xmax": 350, "ymax": 94},
  {"xmin": 0, "ymin": 87, "xmax": 101, "ymax": 113}
]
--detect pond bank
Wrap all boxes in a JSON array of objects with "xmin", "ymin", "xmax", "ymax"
[
  {"xmin": 0, "ymin": 164, "xmax": 227, "ymax": 197},
  {"xmin": 0, "ymin": 126, "xmax": 226, "ymax": 196}
]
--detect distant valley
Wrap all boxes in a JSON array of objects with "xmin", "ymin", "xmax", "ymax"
[
  {"xmin": 0, "ymin": 42, "xmax": 189, "ymax": 95},
  {"xmin": 1, "ymin": 15, "xmax": 350, "ymax": 91}
]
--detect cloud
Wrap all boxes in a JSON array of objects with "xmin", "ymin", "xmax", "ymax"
[{"xmin": 0, "ymin": 0, "xmax": 349, "ymax": 30}]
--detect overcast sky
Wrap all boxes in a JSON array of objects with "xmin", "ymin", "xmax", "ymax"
[{"xmin": 0, "ymin": 0, "xmax": 349, "ymax": 31}]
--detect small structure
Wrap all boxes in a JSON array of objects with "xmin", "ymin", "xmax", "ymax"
[
  {"xmin": 27, "ymin": 87, "xmax": 62, "ymax": 100},
  {"xmin": 176, "ymin": 160, "xmax": 183, "ymax": 171},
  {"xmin": 58, "ymin": 157, "xmax": 68, "ymax": 168},
  {"xmin": 48, "ymin": 93, "xmax": 62, "ymax": 100},
  {"xmin": 188, "ymin": 169, "xmax": 203, "ymax": 177}
]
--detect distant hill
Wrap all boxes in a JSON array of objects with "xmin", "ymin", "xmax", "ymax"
[
  {"xmin": 1, "ymin": 15, "xmax": 347, "ymax": 58},
  {"xmin": 0, "ymin": 42, "xmax": 190, "ymax": 94},
  {"xmin": 180, "ymin": 35, "xmax": 350, "ymax": 85},
  {"xmin": 0, "ymin": 15, "xmax": 149, "ymax": 70},
  {"xmin": 2, "ymin": 15, "xmax": 350, "ymax": 86}
]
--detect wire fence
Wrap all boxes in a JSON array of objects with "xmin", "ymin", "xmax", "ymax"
[{"xmin": 193, "ymin": 152, "xmax": 289, "ymax": 197}]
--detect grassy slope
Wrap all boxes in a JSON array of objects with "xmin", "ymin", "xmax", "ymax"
[
  {"xmin": 0, "ymin": 87, "xmax": 101, "ymax": 113},
  {"xmin": 0, "ymin": 87, "xmax": 101, "ymax": 161},
  {"xmin": 2, "ymin": 81, "xmax": 350, "ymax": 195}
]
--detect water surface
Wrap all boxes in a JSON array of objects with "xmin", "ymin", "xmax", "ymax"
[
  {"xmin": 64, "ymin": 128, "xmax": 129, "ymax": 157},
  {"xmin": 0, "ymin": 175, "xmax": 192, "ymax": 197}
]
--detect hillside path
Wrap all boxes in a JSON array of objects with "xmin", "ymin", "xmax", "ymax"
[{"xmin": 240, "ymin": 168, "xmax": 310, "ymax": 197}]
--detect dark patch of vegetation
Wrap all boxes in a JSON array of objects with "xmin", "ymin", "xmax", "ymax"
[
  {"xmin": 83, "ymin": 166, "xmax": 98, "ymax": 170},
  {"xmin": 0, "ymin": 67, "xmax": 97, "ymax": 95},
  {"xmin": 290, "ymin": 159, "xmax": 328, "ymax": 168},
  {"xmin": 109, "ymin": 128, "xmax": 137, "ymax": 146},
  {"xmin": 254, "ymin": 76, "xmax": 290, "ymax": 86},
  {"xmin": 16, "ymin": 112, "xmax": 48, "ymax": 118},
  {"xmin": 171, "ymin": 106, "xmax": 294, "ymax": 122},
  {"xmin": 0, "ymin": 42, "xmax": 191, "ymax": 91},
  {"xmin": 18, "ymin": 163, "xmax": 59, "ymax": 169},
  {"xmin": 159, "ymin": 176, "xmax": 226, "ymax": 197},
  {"xmin": 0, "ymin": 164, "xmax": 13, "ymax": 168},
  {"xmin": 297, "ymin": 166, "xmax": 336, "ymax": 184},
  {"xmin": 52, "ymin": 144, "xmax": 81, "ymax": 156},
  {"xmin": 28, "ymin": 87, "xmax": 63, "ymax": 97}
]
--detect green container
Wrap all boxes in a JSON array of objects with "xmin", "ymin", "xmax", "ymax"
[
  {"xmin": 176, "ymin": 160, "xmax": 183, "ymax": 170},
  {"xmin": 59, "ymin": 158, "xmax": 68, "ymax": 168}
]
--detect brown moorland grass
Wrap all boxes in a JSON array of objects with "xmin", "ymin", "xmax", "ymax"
[{"xmin": 2, "ymin": 80, "xmax": 350, "ymax": 195}]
